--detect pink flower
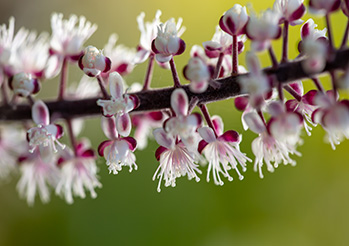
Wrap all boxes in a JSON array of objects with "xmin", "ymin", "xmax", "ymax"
[
  {"xmin": 78, "ymin": 46, "xmax": 111, "ymax": 77},
  {"xmin": 183, "ymin": 57, "xmax": 213, "ymax": 93},
  {"xmin": 97, "ymin": 72, "xmax": 138, "ymax": 137},
  {"xmin": 198, "ymin": 116, "xmax": 251, "ymax": 185},
  {"xmin": 56, "ymin": 140, "xmax": 101, "ymax": 204},
  {"xmin": 312, "ymin": 91, "xmax": 349, "ymax": 149},
  {"xmin": 8, "ymin": 72, "xmax": 40, "ymax": 97},
  {"xmin": 98, "ymin": 117, "xmax": 137, "ymax": 174},
  {"xmin": 153, "ymin": 128, "xmax": 201, "ymax": 192},
  {"xmin": 219, "ymin": 4, "xmax": 249, "ymax": 36},
  {"xmin": 246, "ymin": 9, "xmax": 282, "ymax": 51},
  {"xmin": 273, "ymin": 0, "xmax": 306, "ymax": 25},
  {"xmin": 151, "ymin": 18, "xmax": 186, "ymax": 63},
  {"xmin": 27, "ymin": 100, "xmax": 65, "ymax": 153}
]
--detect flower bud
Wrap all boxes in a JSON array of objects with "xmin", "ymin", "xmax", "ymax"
[
  {"xmin": 78, "ymin": 46, "xmax": 111, "ymax": 77},
  {"xmin": 219, "ymin": 4, "xmax": 248, "ymax": 36},
  {"xmin": 9, "ymin": 72, "xmax": 40, "ymax": 97}
]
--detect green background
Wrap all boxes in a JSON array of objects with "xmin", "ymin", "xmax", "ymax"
[{"xmin": 1, "ymin": 0, "xmax": 349, "ymax": 245}]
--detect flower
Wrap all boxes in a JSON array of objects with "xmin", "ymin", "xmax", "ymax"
[
  {"xmin": 49, "ymin": 13, "xmax": 97, "ymax": 60},
  {"xmin": 198, "ymin": 115, "xmax": 251, "ymax": 185},
  {"xmin": 246, "ymin": 9, "xmax": 282, "ymax": 51},
  {"xmin": 238, "ymin": 52, "xmax": 271, "ymax": 109},
  {"xmin": 102, "ymin": 34, "xmax": 136, "ymax": 76},
  {"xmin": 309, "ymin": 0, "xmax": 341, "ymax": 15},
  {"xmin": 27, "ymin": 100, "xmax": 65, "ymax": 153},
  {"xmin": 219, "ymin": 4, "xmax": 249, "ymax": 36},
  {"xmin": 98, "ymin": 116, "xmax": 137, "ymax": 174},
  {"xmin": 273, "ymin": 0, "xmax": 306, "ymax": 25},
  {"xmin": 97, "ymin": 72, "xmax": 138, "ymax": 137},
  {"xmin": 153, "ymin": 128, "xmax": 201, "ymax": 192},
  {"xmin": 151, "ymin": 18, "xmax": 186, "ymax": 63},
  {"xmin": 163, "ymin": 88, "xmax": 202, "ymax": 152},
  {"xmin": 244, "ymin": 111, "xmax": 301, "ymax": 178},
  {"xmin": 17, "ymin": 147, "xmax": 60, "ymax": 206},
  {"xmin": 8, "ymin": 72, "xmax": 40, "ymax": 97},
  {"xmin": 183, "ymin": 56, "xmax": 213, "ymax": 93},
  {"xmin": 312, "ymin": 91, "xmax": 349, "ymax": 149},
  {"xmin": 56, "ymin": 139, "xmax": 102, "ymax": 204},
  {"xmin": 78, "ymin": 45, "xmax": 111, "ymax": 77},
  {"xmin": 134, "ymin": 10, "xmax": 162, "ymax": 64}
]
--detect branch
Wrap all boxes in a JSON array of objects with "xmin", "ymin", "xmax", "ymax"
[{"xmin": 1, "ymin": 48, "xmax": 349, "ymax": 121}]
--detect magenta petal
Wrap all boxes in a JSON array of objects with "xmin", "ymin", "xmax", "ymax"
[
  {"xmin": 234, "ymin": 96, "xmax": 249, "ymax": 111},
  {"xmin": 302, "ymin": 90, "xmax": 318, "ymax": 105},
  {"xmin": 148, "ymin": 111, "xmax": 163, "ymax": 121},
  {"xmin": 55, "ymin": 124, "xmax": 64, "ymax": 139},
  {"xmin": 155, "ymin": 146, "xmax": 167, "ymax": 161},
  {"xmin": 285, "ymin": 99, "xmax": 298, "ymax": 112},
  {"xmin": 219, "ymin": 130, "xmax": 239, "ymax": 143},
  {"xmin": 81, "ymin": 149, "xmax": 95, "ymax": 158},
  {"xmin": 211, "ymin": 116, "xmax": 224, "ymax": 136},
  {"xmin": 219, "ymin": 16, "xmax": 231, "ymax": 35},
  {"xmin": 301, "ymin": 21, "xmax": 310, "ymax": 39},
  {"xmin": 151, "ymin": 39, "xmax": 159, "ymax": 54},
  {"xmin": 198, "ymin": 139, "xmax": 208, "ymax": 154},
  {"xmin": 97, "ymin": 140, "xmax": 113, "ymax": 157},
  {"xmin": 289, "ymin": 82, "xmax": 303, "ymax": 95},
  {"xmin": 32, "ymin": 79, "xmax": 41, "ymax": 94},
  {"xmin": 122, "ymin": 136, "xmax": 137, "ymax": 151},
  {"xmin": 116, "ymin": 113, "xmax": 132, "ymax": 137},
  {"xmin": 225, "ymin": 16, "xmax": 236, "ymax": 35},
  {"xmin": 32, "ymin": 100, "xmax": 50, "ymax": 125},
  {"xmin": 103, "ymin": 57, "xmax": 112, "ymax": 73},
  {"xmin": 116, "ymin": 63, "xmax": 128, "ymax": 75},
  {"xmin": 171, "ymin": 88, "xmax": 188, "ymax": 116},
  {"xmin": 101, "ymin": 116, "xmax": 118, "ymax": 140},
  {"xmin": 289, "ymin": 4, "xmax": 306, "ymax": 22},
  {"xmin": 78, "ymin": 55, "xmax": 84, "ymax": 70},
  {"xmin": 109, "ymin": 72, "xmax": 124, "ymax": 99},
  {"xmin": 330, "ymin": 0, "xmax": 341, "ymax": 12},
  {"xmin": 311, "ymin": 108, "xmax": 322, "ymax": 124},
  {"xmin": 129, "ymin": 95, "xmax": 140, "ymax": 110},
  {"xmin": 340, "ymin": 99, "xmax": 349, "ymax": 109},
  {"xmin": 175, "ymin": 39, "xmax": 186, "ymax": 56}
]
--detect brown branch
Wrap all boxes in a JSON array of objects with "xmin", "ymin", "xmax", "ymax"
[{"xmin": 1, "ymin": 48, "xmax": 348, "ymax": 122}]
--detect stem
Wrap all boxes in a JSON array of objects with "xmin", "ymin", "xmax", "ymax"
[
  {"xmin": 281, "ymin": 21, "xmax": 289, "ymax": 63},
  {"xmin": 329, "ymin": 70, "xmax": 338, "ymax": 100},
  {"xmin": 214, "ymin": 52, "xmax": 224, "ymax": 79},
  {"xmin": 199, "ymin": 104, "xmax": 218, "ymax": 137},
  {"xmin": 340, "ymin": 19, "xmax": 349, "ymax": 49},
  {"xmin": 188, "ymin": 96, "xmax": 199, "ymax": 114},
  {"xmin": 232, "ymin": 35, "xmax": 238, "ymax": 75},
  {"xmin": 96, "ymin": 76, "xmax": 109, "ymax": 99},
  {"xmin": 1, "ymin": 48, "xmax": 349, "ymax": 121},
  {"xmin": 268, "ymin": 46, "xmax": 278, "ymax": 68},
  {"xmin": 66, "ymin": 118, "xmax": 78, "ymax": 156},
  {"xmin": 142, "ymin": 54, "xmax": 155, "ymax": 91},
  {"xmin": 325, "ymin": 14, "xmax": 334, "ymax": 51},
  {"xmin": 277, "ymin": 83, "xmax": 284, "ymax": 102},
  {"xmin": 1, "ymin": 80, "xmax": 9, "ymax": 105},
  {"xmin": 312, "ymin": 77, "xmax": 325, "ymax": 93},
  {"xmin": 284, "ymin": 85, "xmax": 302, "ymax": 101},
  {"xmin": 169, "ymin": 57, "xmax": 181, "ymax": 88},
  {"xmin": 58, "ymin": 57, "xmax": 68, "ymax": 100}
]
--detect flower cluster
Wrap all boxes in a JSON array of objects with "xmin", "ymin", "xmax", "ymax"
[{"xmin": 0, "ymin": 0, "xmax": 349, "ymax": 206}]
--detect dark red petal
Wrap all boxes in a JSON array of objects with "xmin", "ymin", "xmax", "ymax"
[
  {"xmin": 285, "ymin": 99, "xmax": 298, "ymax": 112},
  {"xmin": 311, "ymin": 108, "xmax": 321, "ymax": 123},
  {"xmin": 302, "ymin": 90, "xmax": 318, "ymax": 105},
  {"xmin": 340, "ymin": 99, "xmax": 349, "ymax": 109},
  {"xmin": 57, "ymin": 157, "xmax": 65, "ymax": 167},
  {"xmin": 69, "ymin": 51, "xmax": 84, "ymax": 62},
  {"xmin": 148, "ymin": 111, "xmax": 163, "ymax": 121},
  {"xmin": 330, "ymin": 0, "xmax": 341, "ymax": 12},
  {"xmin": 191, "ymin": 112, "xmax": 203, "ymax": 127},
  {"xmin": 234, "ymin": 96, "xmax": 249, "ymax": 111},
  {"xmin": 129, "ymin": 94, "xmax": 140, "ymax": 109},
  {"xmin": 81, "ymin": 149, "xmax": 95, "ymax": 158},
  {"xmin": 151, "ymin": 39, "xmax": 159, "ymax": 54},
  {"xmin": 97, "ymin": 140, "xmax": 112, "ymax": 157},
  {"xmin": 8, "ymin": 76, "xmax": 13, "ymax": 90},
  {"xmin": 225, "ymin": 16, "xmax": 236, "ymax": 35},
  {"xmin": 175, "ymin": 39, "xmax": 186, "ymax": 56},
  {"xmin": 103, "ymin": 57, "xmax": 112, "ymax": 73},
  {"xmin": 219, "ymin": 130, "xmax": 239, "ymax": 143},
  {"xmin": 32, "ymin": 79, "xmax": 41, "ymax": 94},
  {"xmin": 289, "ymin": 82, "xmax": 303, "ymax": 95},
  {"xmin": 183, "ymin": 65, "xmax": 189, "ymax": 80},
  {"xmin": 198, "ymin": 139, "xmax": 208, "ymax": 154},
  {"xmin": 266, "ymin": 118, "xmax": 275, "ymax": 135},
  {"xmin": 55, "ymin": 124, "xmax": 64, "ymax": 139},
  {"xmin": 289, "ymin": 4, "xmax": 306, "ymax": 22},
  {"xmin": 123, "ymin": 136, "xmax": 137, "ymax": 151},
  {"xmin": 78, "ymin": 55, "xmax": 84, "ymax": 70},
  {"xmin": 274, "ymin": 27, "xmax": 282, "ymax": 40},
  {"xmin": 219, "ymin": 15, "xmax": 231, "ymax": 35},
  {"xmin": 116, "ymin": 63, "xmax": 129, "ymax": 75},
  {"xmin": 155, "ymin": 146, "xmax": 167, "ymax": 161}
]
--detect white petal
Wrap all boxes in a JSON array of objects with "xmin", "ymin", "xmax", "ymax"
[
  {"xmin": 198, "ymin": 127, "xmax": 216, "ymax": 143},
  {"xmin": 109, "ymin": 72, "xmax": 124, "ymax": 99},
  {"xmin": 101, "ymin": 116, "xmax": 118, "ymax": 140},
  {"xmin": 171, "ymin": 88, "xmax": 188, "ymax": 116},
  {"xmin": 116, "ymin": 113, "xmax": 132, "ymax": 137},
  {"xmin": 32, "ymin": 100, "xmax": 50, "ymax": 125},
  {"xmin": 153, "ymin": 128, "xmax": 175, "ymax": 149},
  {"xmin": 243, "ymin": 112, "xmax": 266, "ymax": 134}
]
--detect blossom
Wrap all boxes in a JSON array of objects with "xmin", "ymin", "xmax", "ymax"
[
  {"xmin": 49, "ymin": 13, "xmax": 97, "ymax": 60},
  {"xmin": 309, "ymin": 0, "xmax": 341, "ymax": 14},
  {"xmin": 153, "ymin": 128, "xmax": 201, "ymax": 192},
  {"xmin": 246, "ymin": 9, "xmax": 282, "ymax": 51},
  {"xmin": 183, "ymin": 56, "xmax": 213, "ymax": 93},
  {"xmin": 17, "ymin": 147, "xmax": 60, "ymax": 206},
  {"xmin": 9, "ymin": 72, "xmax": 40, "ymax": 97},
  {"xmin": 102, "ymin": 34, "xmax": 136, "ymax": 76},
  {"xmin": 243, "ymin": 111, "xmax": 301, "ymax": 178},
  {"xmin": 56, "ymin": 140, "xmax": 102, "ymax": 204},
  {"xmin": 273, "ymin": 0, "xmax": 306, "ymax": 25},
  {"xmin": 312, "ymin": 91, "xmax": 349, "ymax": 149},
  {"xmin": 238, "ymin": 52, "xmax": 271, "ymax": 109},
  {"xmin": 27, "ymin": 100, "xmax": 65, "ymax": 153},
  {"xmin": 163, "ymin": 88, "xmax": 202, "ymax": 152},
  {"xmin": 198, "ymin": 115, "xmax": 251, "ymax": 185},
  {"xmin": 151, "ymin": 18, "xmax": 186, "ymax": 63},
  {"xmin": 219, "ymin": 4, "xmax": 249, "ymax": 36},
  {"xmin": 97, "ymin": 72, "xmax": 138, "ymax": 137},
  {"xmin": 78, "ymin": 45, "xmax": 111, "ymax": 77},
  {"xmin": 134, "ymin": 10, "xmax": 162, "ymax": 64},
  {"xmin": 98, "ymin": 116, "xmax": 137, "ymax": 174}
]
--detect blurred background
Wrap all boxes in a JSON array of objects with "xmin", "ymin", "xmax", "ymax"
[{"xmin": 1, "ymin": 0, "xmax": 349, "ymax": 245}]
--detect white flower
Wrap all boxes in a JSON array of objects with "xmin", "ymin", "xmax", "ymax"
[
  {"xmin": 153, "ymin": 128, "xmax": 201, "ymax": 192},
  {"xmin": 27, "ymin": 100, "xmax": 65, "ymax": 153},
  {"xmin": 97, "ymin": 72, "xmax": 138, "ymax": 137},
  {"xmin": 198, "ymin": 116, "xmax": 251, "ymax": 185},
  {"xmin": 78, "ymin": 45, "xmax": 111, "ymax": 77},
  {"xmin": 273, "ymin": 0, "xmax": 306, "ymax": 25},
  {"xmin": 183, "ymin": 57, "xmax": 212, "ymax": 93},
  {"xmin": 9, "ymin": 72, "xmax": 40, "ymax": 97},
  {"xmin": 219, "ymin": 4, "xmax": 249, "ymax": 36},
  {"xmin": 50, "ymin": 13, "xmax": 97, "ymax": 59}
]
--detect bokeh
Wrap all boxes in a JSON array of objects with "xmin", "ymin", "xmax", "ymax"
[{"xmin": 1, "ymin": 0, "xmax": 349, "ymax": 245}]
